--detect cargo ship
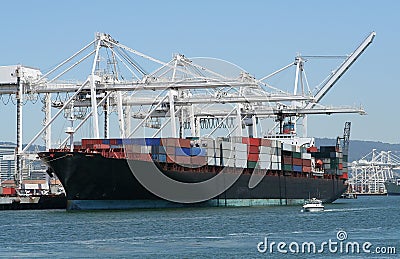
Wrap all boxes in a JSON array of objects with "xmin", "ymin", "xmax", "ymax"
[
  {"xmin": 38, "ymin": 135, "xmax": 349, "ymax": 210},
  {"xmin": 384, "ymin": 179, "xmax": 400, "ymax": 195}
]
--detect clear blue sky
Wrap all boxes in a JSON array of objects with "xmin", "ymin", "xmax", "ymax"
[{"xmin": 0, "ymin": 1, "xmax": 398, "ymax": 144}]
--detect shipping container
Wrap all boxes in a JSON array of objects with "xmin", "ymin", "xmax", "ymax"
[
  {"xmin": 248, "ymin": 153, "xmax": 259, "ymax": 162},
  {"xmin": 2, "ymin": 187, "xmax": 16, "ymax": 195},
  {"xmin": 145, "ymin": 138, "xmax": 161, "ymax": 146},
  {"xmin": 302, "ymin": 159, "xmax": 312, "ymax": 167},
  {"xmin": 292, "ymin": 152, "xmax": 301, "ymax": 159},
  {"xmin": 175, "ymin": 147, "xmax": 191, "ymax": 156},
  {"xmin": 282, "ymin": 143, "xmax": 292, "ymax": 151},
  {"xmin": 301, "ymin": 153, "xmax": 312, "ymax": 159},
  {"xmin": 282, "ymin": 155, "xmax": 292, "ymax": 165},
  {"xmin": 302, "ymin": 166, "xmax": 311, "ymax": 173},
  {"xmin": 190, "ymin": 147, "xmax": 207, "ymax": 156},
  {"xmin": 293, "ymin": 165, "xmax": 302, "ymax": 172},
  {"xmin": 248, "ymin": 145, "xmax": 259, "ymax": 154},
  {"xmin": 242, "ymin": 137, "xmax": 261, "ymax": 146},
  {"xmin": 191, "ymin": 156, "xmax": 207, "ymax": 165},
  {"xmin": 259, "ymin": 161, "xmax": 271, "ymax": 170},
  {"xmin": 235, "ymin": 159, "xmax": 247, "ymax": 168},
  {"xmin": 175, "ymin": 155, "xmax": 191, "ymax": 164},
  {"xmin": 247, "ymin": 161, "xmax": 258, "ymax": 169},
  {"xmin": 234, "ymin": 143, "xmax": 247, "ymax": 152},
  {"xmin": 235, "ymin": 151, "xmax": 247, "ymax": 160},
  {"xmin": 283, "ymin": 164, "xmax": 293, "ymax": 171},
  {"xmin": 260, "ymin": 138, "xmax": 272, "ymax": 147},
  {"xmin": 292, "ymin": 158, "xmax": 302, "ymax": 166},
  {"xmin": 221, "ymin": 141, "xmax": 233, "ymax": 150},
  {"xmin": 271, "ymin": 162, "xmax": 281, "ymax": 170},
  {"xmin": 320, "ymin": 146, "xmax": 337, "ymax": 153}
]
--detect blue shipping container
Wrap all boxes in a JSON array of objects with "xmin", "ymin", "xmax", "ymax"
[
  {"xmin": 190, "ymin": 147, "xmax": 206, "ymax": 156},
  {"xmin": 151, "ymin": 145, "xmax": 166, "ymax": 154},
  {"xmin": 159, "ymin": 154, "xmax": 167, "ymax": 162},
  {"xmin": 145, "ymin": 138, "xmax": 161, "ymax": 146},
  {"xmin": 293, "ymin": 165, "xmax": 302, "ymax": 172},
  {"xmin": 131, "ymin": 138, "xmax": 146, "ymax": 146},
  {"xmin": 175, "ymin": 147, "xmax": 191, "ymax": 156},
  {"xmin": 102, "ymin": 139, "xmax": 110, "ymax": 144}
]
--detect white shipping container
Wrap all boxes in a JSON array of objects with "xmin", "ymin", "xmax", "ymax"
[
  {"xmin": 260, "ymin": 146, "xmax": 272, "ymax": 155},
  {"xmin": 271, "ymin": 162, "xmax": 281, "ymax": 170},
  {"xmin": 207, "ymin": 148, "xmax": 216, "ymax": 157},
  {"xmin": 230, "ymin": 136, "xmax": 243, "ymax": 143},
  {"xmin": 295, "ymin": 146, "xmax": 301, "ymax": 152},
  {"xmin": 282, "ymin": 143, "xmax": 292, "ymax": 151},
  {"xmin": 141, "ymin": 146, "xmax": 151, "ymax": 153},
  {"xmin": 301, "ymin": 153, "xmax": 312, "ymax": 159},
  {"xmin": 271, "ymin": 155, "xmax": 281, "ymax": 163},
  {"xmin": 221, "ymin": 141, "xmax": 233, "ymax": 150},
  {"xmin": 208, "ymin": 157, "xmax": 216, "ymax": 166},
  {"xmin": 225, "ymin": 158, "xmax": 235, "ymax": 167},
  {"xmin": 259, "ymin": 161, "xmax": 271, "ymax": 170},
  {"xmin": 235, "ymin": 151, "xmax": 247, "ymax": 160},
  {"xmin": 222, "ymin": 149, "xmax": 234, "ymax": 158},
  {"xmin": 259, "ymin": 155, "xmax": 271, "ymax": 163},
  {"xmin": 234, "ymin": 143, "xmax": 247, "ymax": 152},
  {"xmin": 235, "ymin": 159, "xmax": 247, "ymax": 168}
]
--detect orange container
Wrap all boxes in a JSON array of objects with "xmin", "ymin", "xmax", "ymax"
[
  {"xmin": 2, "ymin": 187, "xmax": 16, "ymax": 195},
  {"xmin": 247, "ymin": 153, "xmax": 259, "ymax": 162},
  {"xmin": 292, "ymin": 158, "xmax": 302, "ymax": 166},
  {"xmin": 302, "ymin": 159, "xmax": 312, "ymax": 167},
  {"xmin": 248, "ymin": 145, "xmax": 259, "ymax": 154}
]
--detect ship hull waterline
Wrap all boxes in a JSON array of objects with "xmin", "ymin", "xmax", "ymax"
[{"xmin": 39, "ymin": 152, "xmax": 347, "ymax": 210}]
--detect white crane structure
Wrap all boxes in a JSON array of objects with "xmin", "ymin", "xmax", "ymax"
[
  {"xmin": 349, "ymin": 150, "xmax": 400, "ymax": 194},
  {"xmin": 0, "ymin": 32, "xmax": 375, "ymax": 186}
]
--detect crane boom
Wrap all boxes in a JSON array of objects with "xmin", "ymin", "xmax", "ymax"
[{"xmin": 308, "ymin": 31, "xmax": 376, "ymax": 107}]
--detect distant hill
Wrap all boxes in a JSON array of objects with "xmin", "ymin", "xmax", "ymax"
[
  {"xmin": 0, "ymin": 142, "xmax": 46, "ymax": 152},
  {"xmin": 315, "ymin": 138, "xmax": 400, "ymax": 162}
]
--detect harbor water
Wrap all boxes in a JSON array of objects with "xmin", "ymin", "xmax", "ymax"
[{"xmin": 0, "ymin": 196, "xmax": 398, "ymax": 258}]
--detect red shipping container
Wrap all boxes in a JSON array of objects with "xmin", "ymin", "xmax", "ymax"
[
  {"xmin": 302, "ymin": 166, "xmax": 311, "ymax": 173},
  {"xmin": 260, "ymin": 138, "xmax": 272, "ymax": 147},
  {"xmin": 179, "ymin": 139, "xmax": 191, "ymax": 148},
  {"xmin": 293, "ymin": 158, "xmax": 302, "ymax": 166},
  {"xmin": 302, "ymin": 159, "xmax": 312, "ymax": 167},
  {"xmin": 191, "ymin": 156, "xmax": 207, "ymax": 165},
  {"xmin": 2, "ymin": 187, "xmax": 16, "ymax": 195},
  {"xmin": 176, "ymin": 155, "xmax": 191, "ymax": 164},
  {"xmin": 165, "ymin": 146, "xmax": 176, "ymax": 156},
  {"xmin": 282, "ymin": 155, "xmax": 292, "ymax": 164},
  {"xmin": 248, "ymin": 145, "xmax": 259, "ymax": 154},
  {"xmin": 338, "ymin": 163, "xmax": 343, "ymax": 170},
  {"xmin": 247, "ymin": 153, "xmax": 259, "ymax": 162},
  {"xmin": 307, "ymin": 146, "xmax": 318, "ymax": 153},
  {"xmin": 242, "ymin": 137, "xmax": 261, "ymax": 146}
]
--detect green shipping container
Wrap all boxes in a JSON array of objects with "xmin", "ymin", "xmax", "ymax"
[
  {"xmin": 247, "ymin": 161, "xmax": 258, "ymax": 169},
  {"xmin": 283, "ymin": 164, "xmax": 293, "ymax": 171},
  {"xmin": 292, "ymin": 152, "xmax": 301, "ymax": 159}
]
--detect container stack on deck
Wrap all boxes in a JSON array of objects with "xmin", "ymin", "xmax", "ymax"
[
  {"xmin": 308, "ymin": 146, "xmax": 344, "ymax": 177},
  {"xmin": 68, "ymin": 137, "xmax": 345, "ymax": 179}
]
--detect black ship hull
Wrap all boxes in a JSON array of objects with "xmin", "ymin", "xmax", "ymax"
[{"xmin": 39, "ymin": 152, "xmax": 347, "ymax": 210}]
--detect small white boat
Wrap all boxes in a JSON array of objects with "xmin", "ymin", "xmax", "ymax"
[{"xmin": 302, "ymin": 198, "xmax": 324, "ymax": 212}]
